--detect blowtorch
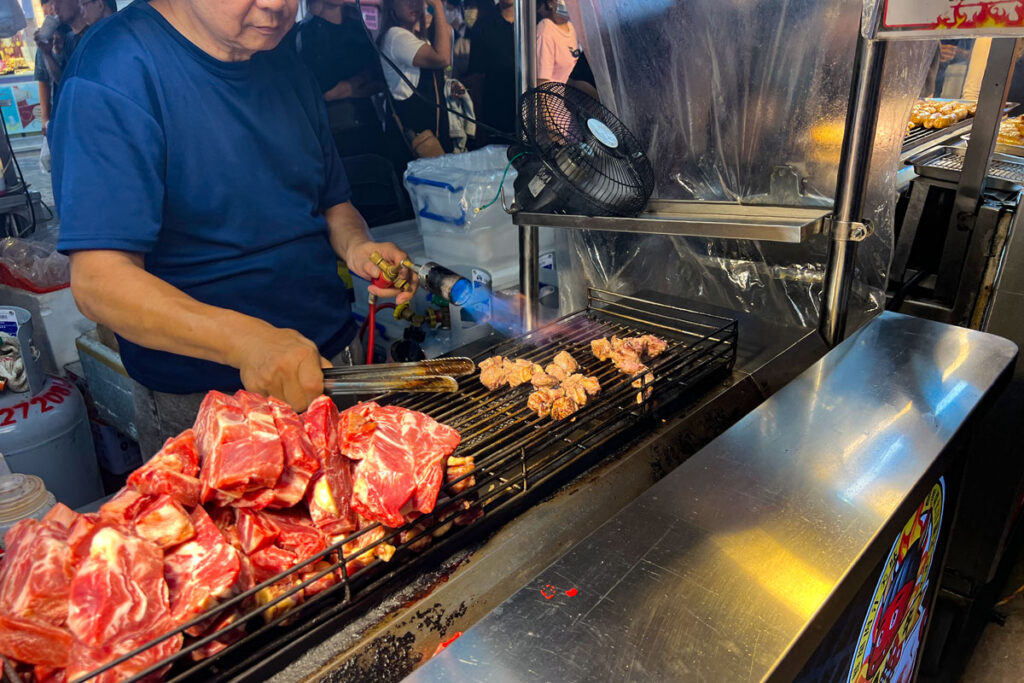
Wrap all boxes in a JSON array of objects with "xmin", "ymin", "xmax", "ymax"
[
  {"xmin": 369, "ymin": 252, "xmax": 473, "ymax": 306},
  {"xmin": 363, "ymin": 253, "xmax": 476, "ymax": 364}
]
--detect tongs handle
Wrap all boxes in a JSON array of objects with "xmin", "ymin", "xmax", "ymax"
[{"xmin": 321, "ymin": 357, "xmax": 475, "ymax": 380}]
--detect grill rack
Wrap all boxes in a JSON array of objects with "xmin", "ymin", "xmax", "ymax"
[{"xmin": 66, "ymin": 289, "xmax": 737, "ymax": 683}]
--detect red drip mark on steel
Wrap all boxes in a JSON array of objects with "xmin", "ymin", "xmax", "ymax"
[
  {"xmin": 565, "ymin": 588, "xmax": 578, "ymax": 597},
  {"xmin": 433, "ymin": 632, "xmax": 464, "ymax": 657},
  {"xmin": 540, "ymin": 584, "xmax": 558, "ymax": 599}
]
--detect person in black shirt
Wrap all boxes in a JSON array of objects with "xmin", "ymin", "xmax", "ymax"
[
  {"xmin": 296, "ymin": 0, "xmax": 387, "ymax": 158},
  {"xmin": 464, "ymin": 0, "xmax": 515, "ymax": 146}
]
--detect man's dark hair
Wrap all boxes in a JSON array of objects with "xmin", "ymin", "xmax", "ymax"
[{"xmin": 104, "ymin": 0, "xmax": 117, "ymax": 11}]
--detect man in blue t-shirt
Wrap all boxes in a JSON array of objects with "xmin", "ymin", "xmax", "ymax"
[{"xmin": 53, "ymin": 0, "xmax": 414, "ymax": 453}]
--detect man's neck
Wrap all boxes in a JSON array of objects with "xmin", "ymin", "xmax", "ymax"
[
  {"xmin": 150, "ymin": 0, "xmax": 252, "ymax": 61},
  {"xmin": 316, "ymin": 4, "xmax": 345, "ymax": 24},
  {"xmin": 500, "ymin": 6, "xmax": 514, "ymax": 22},
  {"xmin": 68, "ymin": 15, "xmax": 87, "ymax": 33}
]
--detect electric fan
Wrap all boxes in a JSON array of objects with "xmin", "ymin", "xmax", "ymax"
[{"xmin": 510, "ymin": 82, "xmax": 654, "ymax": 218}]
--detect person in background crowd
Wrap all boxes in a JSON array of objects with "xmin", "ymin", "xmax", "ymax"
[
  {"xmin": 536, "ymin": 0, "xmax": 578, "ymax": 86},
  {"xmin": 53, "ymin": 0, "xmax": 414, "ymax": 454},
  {"xmin": 463, "ymin": 0, "xmax": 513, "ymax": 146},
  {"xmin": 444, "ymin": 0, "xmax": 470, "ymax": 79},
  {"xmin": 80, "ymin": 0, "xmax": 117, "ymax": 28},
  {"xmin": 379, "ymin": 0, "xmax": 454, "ymax": 157},
  {"xmin": 296, "ymin": 0, "xmax": 387, "ymax": 158},
  {"xmin": 33, "ymin": 0, "xmax": 65, "ymax": 136},
  {"xmin": 35, "ymin": 0, "xmax": 85, "ymax": 129}
]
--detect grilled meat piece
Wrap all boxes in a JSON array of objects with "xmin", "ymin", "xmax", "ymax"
[
  {"xmin": 504, "ymin": 359, "xmax": 536, "ymax": 387},
  {"xmin": 640, "ymin": 335, "xmax": 668, "ymax": 357},
  {"xmin": 550, "ymin": 396, "xmax": 580, "ymax": 421},
  {"xmin": 561, "ymin": 374, "xmax": 591, "ymax": 407},
  {"xmin": 531, "ymin": 371, "xmax": 560, "ymax": 389},
  {"xmin": 527, "ymin": 388, "xmax": 564, "ymax": 419},
  {"xmin": 553, "ymin": 350, "xmax": 579, "ymax": 375},
  {"xmin": 478, "ymin": 356, "xmax": 508, "ymax": 391},
  {"xmin": 592, "ymin": 334, "xmax": 667, "ymax": 377},
  {"xmin": 631, "ymin": 372, "xmax": 655, "ymax": 389},
  {"xmin": 545, "ymin": 363, "xmax": 568, "ymax": 383},
  {"xmin": 580, "ymin": 375, "xmax": 601, "ymax": 396},
  {"xmin": 446, "ymin": 456, "xmax": 476, "ymax": 494},
  {"xmin": 591, "ymin": 338, "xmax": 613, "ymax": 361}
]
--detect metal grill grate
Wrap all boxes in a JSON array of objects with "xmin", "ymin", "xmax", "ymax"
[{"xmin": 61, "ymin": 290, "xmax": 736, "ymax": 683}]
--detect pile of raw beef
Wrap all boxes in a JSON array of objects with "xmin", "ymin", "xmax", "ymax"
[{"xmin": 0, "ymin": 391, "xmax": 467, "ymax": 683}]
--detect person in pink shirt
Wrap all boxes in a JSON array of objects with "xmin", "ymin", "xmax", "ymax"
[{"xmin": 536, "ymin": 0, "xmax": 579, "ymax": 85}]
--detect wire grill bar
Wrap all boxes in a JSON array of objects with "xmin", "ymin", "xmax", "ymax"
[{"xmin": 63, "ymin": 289, "xmax": 736, "ymax": 683}]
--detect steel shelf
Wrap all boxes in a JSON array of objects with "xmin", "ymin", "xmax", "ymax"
[{"xmin": 513, "ymin": 199, "xmax": 830, "ymax": 243}]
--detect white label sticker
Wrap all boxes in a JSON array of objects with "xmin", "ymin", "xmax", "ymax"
[
  {"xmin": 539, "ymin": 252, "xmax": 555, "ymax": 270},
  {"xmin": 528, "ymin": 174, "xmax": 546, "ymax": 198},
  {"xmin": 0, "ymin": 309, "xmax": 18, "ymax": 336}
]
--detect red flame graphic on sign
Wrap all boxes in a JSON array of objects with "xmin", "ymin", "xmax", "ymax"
[{"xmin": 937, "ymin": 1, "xmax": 1024, "ymax": 28}]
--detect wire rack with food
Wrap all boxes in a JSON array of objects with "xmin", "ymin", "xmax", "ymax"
[{"xmin": 907, "ymin": 99, "xmax": 977, "ymax": 134}]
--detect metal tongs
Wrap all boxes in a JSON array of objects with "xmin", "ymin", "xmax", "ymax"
[{"xmin": 322, "ymin": 357, "xmax": 475, "ymax": 395}]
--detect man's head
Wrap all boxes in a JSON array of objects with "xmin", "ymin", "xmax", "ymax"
[
  {"xmin": 41, "ymin": 0, "xmax": 58, "ymax": 18},
  {"xmin": 53, "ymin": 0, "xmax": 82, "ymax": 25},
  {"xmin": 80, "ymin": 0, "xmax": 115, "ymax": 27},
  {"xmin": 160, "ymin": 0, "xmax": 299, "ymax": 60}
]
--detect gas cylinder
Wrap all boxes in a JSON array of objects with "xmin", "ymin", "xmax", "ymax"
[{"xmin": 0, "ymin": 306, "xmax": 102, "ymax": 508}]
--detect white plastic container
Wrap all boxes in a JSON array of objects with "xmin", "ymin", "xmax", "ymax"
[
  {"xmin": 0, "ymin": 473, "xmax": 56, "ymax": 547},
  {"xmin": 0, "ymin": 283, "xmax": 95, "ymax": 375}
]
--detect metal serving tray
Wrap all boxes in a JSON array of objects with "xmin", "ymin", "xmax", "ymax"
[{"xmin": 908, "ymin": 145, "xmax": 1024, "ymax": 192}]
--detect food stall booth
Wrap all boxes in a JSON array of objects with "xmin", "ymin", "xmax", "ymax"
[{"xmin": 0, "ymin": 0, "xmax": 1021, "ymax": 682}]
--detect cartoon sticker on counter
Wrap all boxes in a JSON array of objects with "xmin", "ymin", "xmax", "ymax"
[{"xmin": 848, "ymin": 478, "xmax": 945, "ymax": 683}]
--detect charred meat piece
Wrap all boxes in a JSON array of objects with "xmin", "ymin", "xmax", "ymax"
[
  {"xmin": 528, "ymin": 388, "xmax": 564, "ymax": 419},
  {"xmin": 553, "ymin": 351, "xmax": 579, "ymax": 375},
  {"xmin": 504, "ymin": 358, "xmax": 536, "ymax": 387},
  {"xmin": 550, "ymin": 396, "xmax": 580, "ymax": 421},
  {"xmin": 478, "ymin": 356, "xmax": 508, "ymax": 391}
]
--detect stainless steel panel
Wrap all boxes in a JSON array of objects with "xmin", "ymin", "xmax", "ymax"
[
  {"xmin": 409, "ymin": 312, "xmax": 1018, "ymax": 682},
  {"xmin": 514, "ymin": 200, "xmax": 830, "ymax": 243}
]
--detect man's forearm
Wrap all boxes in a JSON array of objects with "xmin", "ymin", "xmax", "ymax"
[
  {"xmin": 70, "ymin": 251, "xmax": 273, "ymax": 370},
  {"xmin": 325, "ymin": 201, "xmax": 371, "ymax": 263}
]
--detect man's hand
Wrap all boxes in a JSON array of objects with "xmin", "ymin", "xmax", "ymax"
[
  {"xmin": 231, "ymin": 323, "xmax": 330, "ymax": 412},
  {"xmin": 940, "ymin": 44, "xmax": 959, "ymax": 63},
  {"xmin": 34, "ymin": 29, "xmax": 52, "ymax": 53},
  {"xmin": 345, "ymin": 239, "xmax": 417, "ymax": 304}
]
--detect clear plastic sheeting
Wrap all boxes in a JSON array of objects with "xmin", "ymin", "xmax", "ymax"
[
  {"xmin": 0, "ymin": 233, "xmax": 70, "ymax": 292},
  {"xmin": 559, "ymin": 0, "xmax": 933, "ymax": 330}
]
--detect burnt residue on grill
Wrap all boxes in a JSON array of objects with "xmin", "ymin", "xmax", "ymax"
[
  {"xmin": 322, "ymin": 633, "xmax": 422, "ymax": 683},
  {"xmin": 415, "ymin": 601, "xmax": 468, "ymax": 639}
]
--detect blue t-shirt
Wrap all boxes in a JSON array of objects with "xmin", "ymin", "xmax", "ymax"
[{"xmin": 54, "ymin": 2, "xmax": 355, "ymax": 394}]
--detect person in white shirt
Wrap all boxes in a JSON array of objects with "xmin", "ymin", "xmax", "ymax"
[
  {"xmin": 379, "ymin": 0, "xmax": 454, "ymax": 156},
  {"xmin": 536, "ymin": 0, "xmax": 579, "ymax": 85}
]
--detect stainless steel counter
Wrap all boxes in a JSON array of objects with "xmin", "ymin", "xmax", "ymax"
[{"xmin": 409, "ymin": 312, "xmax": 1018, "ymax": 682}]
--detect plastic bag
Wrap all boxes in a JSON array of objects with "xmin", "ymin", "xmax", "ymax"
[
  {"xmin": 0, "ymin": 237, "xmax": 70, "ymax": 292},
  {"xmin": 39, "ymin": 136, "xmax": 51, "ymax": 174},
  {"xmin": 564, "ymin": 0, "xmax": 933, "ymax": 331}
]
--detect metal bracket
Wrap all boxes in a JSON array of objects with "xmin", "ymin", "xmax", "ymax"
[{"xmin": 828, "ymin": 217, "xmax": 873, "ymax": 242}]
